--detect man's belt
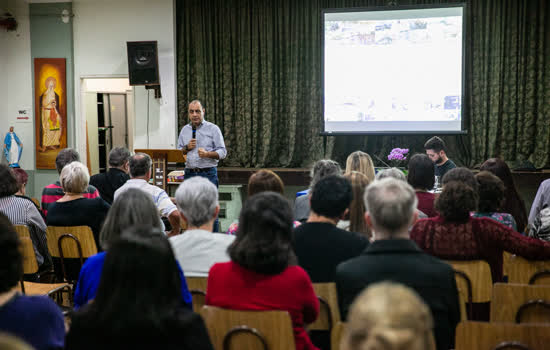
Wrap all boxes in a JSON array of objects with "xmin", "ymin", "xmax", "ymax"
[{"xmin": 185, "ymin": 167, "xmax": 214, "ymax": 173}]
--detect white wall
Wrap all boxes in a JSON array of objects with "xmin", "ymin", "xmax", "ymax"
[
  {"xmin": 2, "ymin": 2, "xmax": 35, "ymax": 170},
  {"xmin": 72, "ymin": 0, "xmax": 177, "ymax": 156}
]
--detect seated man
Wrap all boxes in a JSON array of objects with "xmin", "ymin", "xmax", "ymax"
[
  {"xmin": 424, "ymin": 136, "xmax": 457, "ymax": 179},
  {"xmin": 114, "ymin": 153, "xmax": 181, "ymax": 237},
  {"xmin": 41, "ymin": 148, "xmax": 100, "ymax": 216},
  {"xmin": 89, "ymin": 147, "xmax": 131, "ymax": 204},
  {"xmin": 529, "ymin": 178, "xmax": 550, "ymax": 228},
  {"xmin": 336, "ymin": 178, "xmax": 460, "ymax": 350},
  {"xmin": 293, "ymin": 175, "xmax": 368, "ymax": 283},
  {"xmin": 170, "ymin": 177, "xmax": 234, "ymax": 277}
]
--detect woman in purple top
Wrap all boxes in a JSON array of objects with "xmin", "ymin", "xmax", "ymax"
[
  {"xmin": 74, "ymin": 188, "xmax": 192, "ymax": 309},
  {"xmin": 0, "ymin": 213, "xmax": 64, "ymax": 350}
]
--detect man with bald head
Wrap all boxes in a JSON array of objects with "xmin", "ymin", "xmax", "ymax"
[{"xmin": 178, "ymin": 100, "xmax": 226, "ymax": 231}]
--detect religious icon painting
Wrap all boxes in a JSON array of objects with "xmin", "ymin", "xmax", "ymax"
[{"xmin": 34, "ymin": 58, "xmax": 67, "ymax": 169}]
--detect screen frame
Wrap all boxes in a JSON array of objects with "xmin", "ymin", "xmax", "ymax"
[{"xmin": 320, "ymin": 3, "xmax": 468, "ymax": 136}]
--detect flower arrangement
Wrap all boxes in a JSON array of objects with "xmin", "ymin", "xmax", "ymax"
[{"xmin": 387, "ymin": 148, "xmax": 409, "ymax": 174}]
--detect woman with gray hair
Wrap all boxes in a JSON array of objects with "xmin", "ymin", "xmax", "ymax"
[
  {"xmin": 295, "ymin": 159, "xmax": 342, "ymax": 222},
  {"xmin": 73, "ymin": 188, "xmax": 192, "ymax": 309},
  {"xmin": 46, "ymin": 161, "xmax": 110, "ymax": 280}
]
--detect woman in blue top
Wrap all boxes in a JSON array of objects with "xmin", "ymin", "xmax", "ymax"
[
  {"xmin": 0, "ymin": 213, "xmax": 64, "ymax": 350},
  {"xmin": 73, "ymin": 188, "xmax": 192, "ymax": 309}
]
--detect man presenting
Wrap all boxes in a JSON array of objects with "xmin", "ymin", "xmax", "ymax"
[
  {"xmin": 424, "ymin": 136, "xmax": 456, "ymax": 179},
  {"xmin": 178, "ymin": 100, "xmax": 227, "ymax": 231}
]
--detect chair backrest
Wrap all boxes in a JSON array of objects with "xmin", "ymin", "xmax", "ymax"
[
  {"xmin": 19, "ymin": 237, "xmax": 39, "ymax": 275},
  {"xmin": 331, "ymin": 321, "xmax": 346, "ymax": 350},
  {"xmin": 46, "ymin": 226, "xmax": 98, "ymax": 259},
  {"xmin": 200, "ymin": 305, "xmax": 296, "ymax": 350},
  {"xmin": 455, "ymin": 321, "xmax": 550, "ymax": 350},
  {"xmin": 14, "ymin": 225, "xmax": 31, "ymax": 239},
  {"xmin": 309, "ymin": 282, "xmax": 341, "ymax": 331},
  {"xmin": 31, "ymin": 197, "xmax": 40, "ymax": 209},
  {"xmin": 505, "ymin": 253, "xmax": 550, "ymax": 285},
  {"xmin": 445, "ymin": 260, "xmax": 492, "ymax": 319},
  {"xmin": 186, "ymin": 276, "xmax": 208, "ymax": 312},
  {"xmin": 491, "ymin": 283, "xmax": 550, "ymax": 323}
]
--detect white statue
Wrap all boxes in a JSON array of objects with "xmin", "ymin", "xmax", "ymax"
[{"xmin": 4, "ymin": 126, "xmax": 23, "ymax": 168}]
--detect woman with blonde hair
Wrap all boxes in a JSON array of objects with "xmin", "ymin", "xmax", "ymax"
[
  {"xmin": 342, "ymin": 282, "xmax": 435, "ymax": 350},
  {"xmin": 338, "ymin": 172, "xmax": 370, "ymax": 238},
  {"xmin": 345, "ymin": 151, "xmax": 375, "ymax": 183}
]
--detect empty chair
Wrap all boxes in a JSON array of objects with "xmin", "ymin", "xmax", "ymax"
[
  {"xmin": 331, "ymin": 322, "xmax": 346, "ymax": 350},
  {"xmin": 187, "ymin": 277, "xmax": 208, "ymax": 312},
  {"xmin": 200, "ymin": 306, "xmax": 295, "ymax": 350},
  {"xmin": 491, "ymin": 283, "xmax": 550, "ymax": 323},
  {"xmin": 455, "ymin": 322, "xmax": 550, "ymax": 350},
  {"xmin": 309, "ymin": 283, "xmax": 341, "ymax": 332},
  {"xmin": 505, "ymin": 253, "xmax": 550, "ymax": 285}
]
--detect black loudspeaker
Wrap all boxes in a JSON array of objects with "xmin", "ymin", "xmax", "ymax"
[{"xmin": 126, "ymin": 41, "xmax": 159, "ymax": 86}]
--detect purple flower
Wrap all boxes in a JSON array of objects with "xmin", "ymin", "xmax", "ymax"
[{"xmin": 387, "ymin": 148, "xmax": 409, "ymax": 161}]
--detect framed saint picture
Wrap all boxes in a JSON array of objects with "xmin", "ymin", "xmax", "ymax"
[{"xmin": 34, "ymin": 58, "xmax": 67, "ymax": 169}]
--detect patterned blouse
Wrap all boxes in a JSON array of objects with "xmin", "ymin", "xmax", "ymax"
[
  {"xmin": 472, "ymin": 212, "xmax": 518, "ymax": 232},
  {"xmin": 227, "ymin": 220, "xmax": 302, "ymax": 235},
  {"xmin": 410, "ymin": 216, "xmax": 550, "ymax": 282}
]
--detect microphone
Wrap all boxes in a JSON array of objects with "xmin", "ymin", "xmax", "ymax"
[{"xmin": 192, "ymin": 126, "xmax": 196, "ymax": 139}]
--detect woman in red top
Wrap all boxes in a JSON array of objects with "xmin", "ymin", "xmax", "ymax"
[
  {"xmin": 411, "ymin": 181, "xmax": 550, "ymax": 283},
  {"xmin": 407, "ymin": 154, "xmax": 437, "ymax": 217},
  {"xmin": 206, "ymin": 192, "xmax": 319, "ymax": 350}
]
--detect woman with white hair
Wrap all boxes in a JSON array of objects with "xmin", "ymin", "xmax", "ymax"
[{"xmin": 46, "ymin": 161, "xmax": 110, "ymax": 280}]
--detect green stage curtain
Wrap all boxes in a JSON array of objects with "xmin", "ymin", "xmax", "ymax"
[{"xmin": 176, "ymin": 0, "xmax": 550, "ymax": 169}]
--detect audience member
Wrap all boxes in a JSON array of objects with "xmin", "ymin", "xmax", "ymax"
[
  {"xmin": 345, "ymin": 151, "xmax": 375, "ymax": 182},
  {"xmin": 0, "ymin": 214, "xmax": 64, "ymax": 350},
  {"xmin": 529, "ymin": 178, "xmax": 550, "ymax": 227},
  {"xmin": 424, "ymin": 136, "xmax": 457, "ymax": 178},
  {"xmin": 480, "ymin": 158, "xmax": 528, "ymax": 231},
  {"xmin": 0, "ymin": 165, "xmax": 50, "ymax": 269},
  {"xmin": 342, "ymin": 282, "xmax": 435, "ymax": 350},
  {"xmin": 375, "ymin": 167, "xmax": 406, "ymax": 181},
  {"xmin": 12, "ymin": 168, "xmax": 28, "ymax": 197},
  {"xmin": 41, "ymin": 148, "xmax": 100, "ymax": 216},
  {"xmin": 73, "ymin": 188, "xmax": 192, "ymax": 309},
  {"xmin": 47, "ymin": 161, "xmax": 109, "ymax": 245},
  {"xmin": 228, "ymin": 169, "xmax": 301, "ymax": 234},
  {"xmin": 66, "ymin": 227, "xmax": 213, "ymax": 349},
  {"xmin": 408, "ymin": 153, "xmax": 437, "ymax": 217},
  {"xmin": 336, "ymin": 178, "xmax": 459, "ymax": 350},
  {"xmin": 473, "ymin": 171, "xmax": 517, "ymax": 230},
  {"xmin": 114, "ymin": 153, "xmax": 181, "ymax": 236},
  {"xmin": 411, "ymin": 181, "xmax": 550, "ymax": 283},
  {"xmin": 441, "ymin": 167, "xmax": 478, "ymax": 190},
  {"xmin": 170, "ymin": 177, "xmax": 234, "ymax": 277},
  {"xmin": 338, "ymin": 171, "xmax": 370, "ymax": 238},
  {"xmin": 294, "ymin": 159, "xmax": 341, "ymax": 222},
  {"xmin": 294, "ymin": 176, "xmax": 368, "ymax": 283},
  {"xmin": 530, "ymin": 207, "xmax": 550, "ymax": 241},
  {"xmin": 206, "ymin": 192, "xmax": 319, "ymax": 350},
  {"xmin": 89, "ymin": 147, "xmax": 131, "ymax": 204}
]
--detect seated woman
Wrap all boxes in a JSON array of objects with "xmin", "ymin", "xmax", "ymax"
[
  {"xmin": 0, "ymin": 165, "xmax": 50, "ymax": 271},
  {"xmin": 411, "ymin": 181, "xmax": 550, "ymax": 283},
  {"xmin": 473, "ymin": 171, "xmax": 517, "ymax": 231},
  {"xmin": 338, "ymin": 171, "xmax": 371, "ymax": 239},
  {"xmin": 342, "ymin": 282, "xmax": 434, "ymax": 350},
  {"xmin": 46, "ymin": 161, "xmax": 110, "ymax": 281},
  {"xmin": 227, "ymin": 169, "xmax": 301, "ymax": 234},
  {"xmin": 66, "ymin": 227, "xmax": 213, "ymax": 349},
  {"xmin": 0, "ymin": 213, "xmax": 65, "ymax": 350},
  {"xmin": 207, "ymin": 192, "xmax": 320, "ymax": 350},
  {"xmin": 345, "ymin": 151, "xmax": 375, "ymax": 183},
  {"xmin": 480, "ymin": 158, "xmax": 528, "ymax": 232},
  {"xmin": 407, "ymin": 154, "xmax": 437, "ymax": 217},
  {"xmin": 74, "ymin": 188, "xmax": 192, "ymax": 309}
]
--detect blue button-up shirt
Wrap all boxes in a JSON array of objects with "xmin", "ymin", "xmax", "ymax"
[{"xmin": 177, "ymin": 120, "xmax": 227, "ymax": 169}]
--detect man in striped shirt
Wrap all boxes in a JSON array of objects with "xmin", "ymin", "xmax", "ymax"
[{"xmin": 41, "ymin": 148, "xmax": 100, "ymax": 216}]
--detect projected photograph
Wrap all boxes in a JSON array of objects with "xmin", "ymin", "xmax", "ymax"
[{"xmin": 323, "ymin": 6, "xmax": 464, "ymax": 133}]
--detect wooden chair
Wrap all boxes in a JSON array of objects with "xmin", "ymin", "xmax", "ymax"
[
  {"xmin": 455, "ymin": 321, "xmax": 550, "ymax": 350},
  {"xmin": 331, "ymin": 321, "xmax": 346, "ymax": 350},
  {"xmin": 309, "ymin": 283, "xmax": 341, "ymax": 332},
  {"xmin": 491, "ymin": 283, "xmax": 550, "ymax": 323},
  {"xmin": 46, "ymin": 226, "xmax": 98, "ymax": 282},
  {"xmin": 14, "ymin": 225, "xmax": 31, "ymax": 239},
  {"xmin": 31, "ymin": 197, "xmax": 40, "ymax": 209},
  {"xmin": 186, "ymin": 276, "xmax": 208, "ymax": 312},
  {"xmin": 445, "ymin": 260, "xmax": 492, "ymax": 320},
  {"xmin": 17, "ymin": 236, "xmax": 72, "ymax": 305},
  {"xmin": 505, "ymin": 253, "xmax": 550, "ymax": 285},
  {"xmin": 200, "ymin": 305, "xmax": 296, "ymax": 350}
]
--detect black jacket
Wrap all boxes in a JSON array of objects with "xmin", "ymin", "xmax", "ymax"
[
  {"xmin": 89, "ymin": 168, "xmax": 130, "ymax": 204},
  {"xmin": 336, "ymin": 239, "xmax": 460, "ymax": 350}
]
